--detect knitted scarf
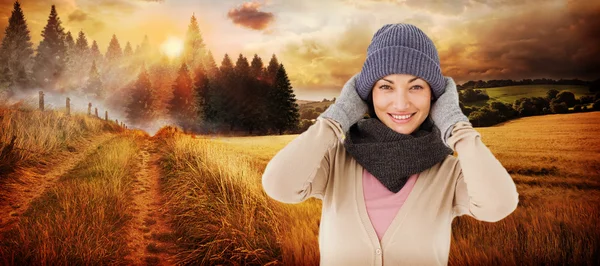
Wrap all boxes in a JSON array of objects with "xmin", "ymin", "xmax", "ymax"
[{"xmin": 343, "ymin": 116, "xmax": 453, "ymax": 193}]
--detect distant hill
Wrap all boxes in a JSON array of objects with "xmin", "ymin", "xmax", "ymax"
[
  {"xmin": 296, "ymin": 100, "xmax": 318, "ymax": 106},
  {"xmin": 466, "ymin": 84, "xmax": 593, "ymax": 107}
]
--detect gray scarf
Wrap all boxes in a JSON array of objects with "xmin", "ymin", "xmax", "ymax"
[{"xmin": 343, "ymin": 116, "xmax": 453, "ymax": 193}]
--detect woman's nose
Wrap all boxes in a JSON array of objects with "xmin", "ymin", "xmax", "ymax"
[{"xmin": 392, "ymin": 89, "xmax": 410, "ymax": 109}]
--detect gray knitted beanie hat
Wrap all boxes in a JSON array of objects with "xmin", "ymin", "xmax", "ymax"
[{"xmin": 356, "ymin": 23, "xmax": 445, "ymax": 101}]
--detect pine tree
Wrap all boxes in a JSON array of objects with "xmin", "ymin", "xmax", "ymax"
[
  {"xmin": 133, "ymin": 35, "xmax": 150, "ymax": 71},
  {"xmin": 169, "ymin": 63, "xmax": 197, "ymax": 131},
  {"xmin": 218, "ymin": 54, "xmax": 237, "ymax": 129},
  {"xmin": 265, "ymin": 54, "xmax": 279, "ymax": 85},
  {"xmin": 32, "ymin": 5, "xmax": 67, "ymax": 91},
  {"xmin": 63, "ymin": 31, "xmax": 79, "ymax": 92},
  {"xmin": 126, "ymin": 64, "xmax": 154, "ymax": 126},
  {"xmin": 248, "ymin": 54, "xmax": 268, "ymax": 134},
  {"xmin": 203, "ymin": 50, "xmax": 218, "ymax": 79},
  {"xmin": 102, "ymin": 34, "xmax": 125, "ymax": 93},
  {"xmin": 64, "ymin": 31, "xmax": 75, "ymax": 51},
  {"xmin": 0, "ymin": 0, "xmax": 34, "ymax": 91},
  {"xmin": 123, "ymin": 42, "xmax": 133, "ymax": 58},
  {"xmin": 75, "ymin": 31, "xmax": 89, "ymax": 53},
  {"xmin": 90, "ymin": 40, "xmax": 102, "ymax": 63},
  {"xmin": 250, "ymin": 54, "xmax": 264, "ymax": 79},
  {"xmin": 183, "ymin": 14, "xmax": 206, "ymax": 72},
  {"xmin": 122, "ymin": 41, "xmax": 135, "ymax": 76},
  {"xmin": 105, "ymin": 34, "xmax": 122, "ymax": 64},
  {"xmin": 234, "ymin": 54, "xmax": 254, "ymax": 132},
  {"xmin": 72, "ymin": 31, "xmax": 91, "ymax": 76},
  {"xmin": 193, "ymin": 64, "xmax": 208, "ymax": 121},
  {"xmin": 270, "ymin": 64, "xmax": 300, "ymax": 135},
  {"xmin": 84, "ymin": 60, "xmax": 102, "ymax": 98},
  {"xmin": 148, "ymin": 55, "xmax": 176, "ymax": 117}
]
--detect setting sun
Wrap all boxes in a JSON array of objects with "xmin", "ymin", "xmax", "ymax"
[{"xmin": 160, "ymin": 36, "xmax": 184, "ymax": 58}]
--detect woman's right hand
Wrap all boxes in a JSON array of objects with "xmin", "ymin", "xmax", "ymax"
[{"xmin": 319, "ymin": 73, "xmax": 369, "ymax": 133}]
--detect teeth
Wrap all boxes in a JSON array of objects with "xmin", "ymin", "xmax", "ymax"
[{"xmin": 391, "ymin": 113, "xmax": 413, "ymax": 120}]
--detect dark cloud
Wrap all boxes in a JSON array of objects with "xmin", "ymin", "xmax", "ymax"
[
  {"xmin": 440, "ymin": 1, "xmax": 600, "ymax": 82},
  {"xmin": 68, "ymin": 10, "xmax": 88, "ymax": 22},
  {"xmin": 227, "ymin": 2, "xmax": 275, "ymax": 30}
]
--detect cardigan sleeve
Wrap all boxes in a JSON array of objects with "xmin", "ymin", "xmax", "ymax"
[
  {"xmin": 262, "ymin": 117, "xmax": 344, "ymax": 204},
  {"xmin": 448, "ymin": 121, "xmax": 519, "ymax": 222}
]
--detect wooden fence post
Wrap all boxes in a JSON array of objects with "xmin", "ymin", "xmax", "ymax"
[
  {"xmin": 116, "ymin": 119, "xmax": 118, "ymax": 125},
  {"xmin": 95, "ymin": 108, "xmax": 98, "ymax": 117},
  {"xmin": 88, "ymin": 103, "xmax": 92, "ymax": 115},
  {"xmin": 105, "ymin": 111, "xmax": 108, "ymax": 121},
  {"xmin": 66, "ymin": 97, "xmax": 70, "ymax": 116},
  {"xmin": 39, "ymin": 91, "xmax": 44, "ymax": 111}
]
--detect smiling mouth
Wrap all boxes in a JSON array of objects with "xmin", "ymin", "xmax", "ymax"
[{"xmin": 388, "ymin": 112, "xmax": 416, "ymax": 123}]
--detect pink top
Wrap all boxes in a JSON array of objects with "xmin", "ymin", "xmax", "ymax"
[{"xmin": 362, "ymin": 168, "xmax": 419, "ymax": 241}]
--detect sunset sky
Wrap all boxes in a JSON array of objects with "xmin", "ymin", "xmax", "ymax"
[{"xmin": 1, "ymin": 0, "xmax": 598, "ymax": 100}]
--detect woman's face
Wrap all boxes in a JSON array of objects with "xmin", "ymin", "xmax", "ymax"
[{"xmin": 371, "ymin": 73, "xmax": 432, "ymax": 135}]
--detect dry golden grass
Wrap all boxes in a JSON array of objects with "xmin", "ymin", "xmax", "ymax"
[
  {"xmin": 0, "ymin": 104, "xmax": 123, "ymax": 177},
  {"xmin": 156, "ymin": 129, "xmax": 283, "ymax": 265},
  {"xmin": 184, "ymin": 112, "xmax": 600, "ymax": 265},
  {"xmin": 0, "ymin": 134, "xmax": 142, "ymax": 265}
]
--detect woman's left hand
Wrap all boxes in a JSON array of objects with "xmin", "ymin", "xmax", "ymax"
[{"xmin": 430, "ymin": 76, "xmax": 469, "ymax": 145}]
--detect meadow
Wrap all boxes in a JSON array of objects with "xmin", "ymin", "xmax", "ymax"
[
  {"xmin": 1, "ymin": 101, "xmax": 599, "ymax": 265},
  {"xmin": 196, "ymin": 111, "xmax": 600, "ymax": 265}
]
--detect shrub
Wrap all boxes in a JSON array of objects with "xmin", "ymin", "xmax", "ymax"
[
  {"xmin": 573, "ymin": 105, "xmax": 582, "ymax": 112},
  {"xmin": 468, "ymin": 108, "xmax": 499, "ymax": 127},
  {"xmin": 546, "ymin": 89, "xmax": 560, "ymax": 101},
  {"xmin": 550, "ymin": 102, "xmax": 569, "ymax": 114},
  {"xmin": 553, "ymin": 91, "xmax": 577, "ymax": 107},
  {"xmin": 579, "ymin": 95, "xmax": 594, "ymax": 104},
  {"xmin": 593, "ymin": 100, "xmax": 600, "ymax": 111}
]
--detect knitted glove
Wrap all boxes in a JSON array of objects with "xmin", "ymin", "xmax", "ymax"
[
  {"xmin": 430, "ymin": 76, "xmax": 469, "ymax": 146},
  {"xmin": 319, "ymin": 73, "xmax": 368, "ymax": 133}
]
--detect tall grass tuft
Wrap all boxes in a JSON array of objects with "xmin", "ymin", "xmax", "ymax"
[
  {"xmin": 0, "ymin": 135, "xmax": 140, "ymax": 265},
  {"xmin": 158, "ymin": 128, "xmax": 283, "ymax": 265},
  {"xmin": 0, "ymin": 106, "xmax": 122, "ymax": 177}
]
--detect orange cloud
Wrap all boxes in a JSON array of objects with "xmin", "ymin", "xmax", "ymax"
[{"xmin": 227, "ymin": 2, "xmax": 275, "ymax": 31}]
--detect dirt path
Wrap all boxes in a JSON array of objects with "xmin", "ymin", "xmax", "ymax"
[
  {"xmin": 125, "ymin": 138, "xmax": 177, "ymax": 266},
  {"xmin": 0, "ymin": 133, "xmax": 118, "ymax": 235}
]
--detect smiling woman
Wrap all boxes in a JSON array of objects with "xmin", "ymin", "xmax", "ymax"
[
  {"xmin": 262, "ymin": 23, "xmax": 519, "ymax": 266},
  {"xmin": 160, "ymin": 36, "xmax": 184, "ymax": 58}
]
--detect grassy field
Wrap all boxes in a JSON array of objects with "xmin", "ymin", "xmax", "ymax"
[
  {"xmin": 196, "ymin": 111, "xmax": 600, "ymax": 265},
  {"xmin": 2, "ymin": 101, "xmax": 598, "ymax": 265},
  {"xmin": 467, "ymin": 84, "xmax": 593, "ymax": 107},
  {"xmin": 0, "ymin": 134, "xmax": 143, "ymax": 265}
]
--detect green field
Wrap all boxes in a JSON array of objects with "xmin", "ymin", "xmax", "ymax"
[{"xmin": 469, "ymin": 85, "xmax": 593, "ymax": 107}]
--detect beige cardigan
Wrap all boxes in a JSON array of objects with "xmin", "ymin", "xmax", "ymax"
[{"xmin": 262, "ymin": 117, "xmax": 519, "ymax": 265}]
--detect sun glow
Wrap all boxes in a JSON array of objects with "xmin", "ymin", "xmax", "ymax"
[{"xmin": 160, "ymin": 36, "xmax": 184, "ymax": 58}]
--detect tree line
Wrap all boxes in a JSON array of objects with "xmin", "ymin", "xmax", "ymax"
[
  {"xmin": 0, "ymin": 2, "xmax": 300, "ymax": 135},
  {"xmin": 462, "ymin": 90, "xmax": 600, "ymax": 127},
  {"xmin": 458, "ymin": 78, "xmax": 600, "ymax": 91}
]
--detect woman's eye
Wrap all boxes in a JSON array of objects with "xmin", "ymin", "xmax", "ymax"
[
  {"xmin": 379, "ymin": 85, "xmax": 391, "ymax": 90},
  {"xmin": 411, "ymin": 85, "xmax": 423, "ymax": 90}
]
